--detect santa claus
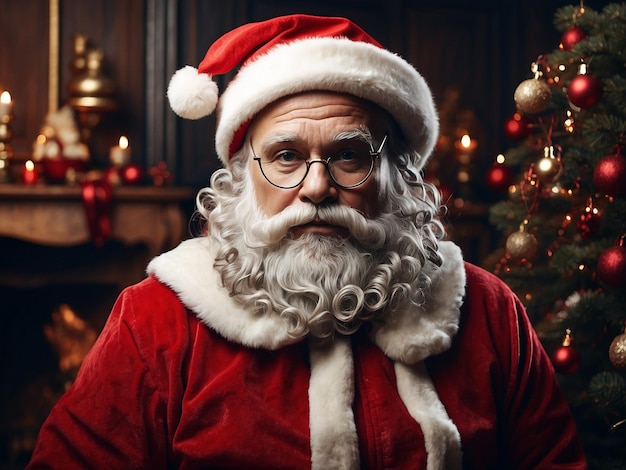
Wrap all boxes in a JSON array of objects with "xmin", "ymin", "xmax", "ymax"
[{"xmin": 28, "ymin": 14, "xmax": 585, "ymax": 469}]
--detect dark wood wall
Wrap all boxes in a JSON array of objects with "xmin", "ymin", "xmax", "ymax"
[{"xmin": 0, "ymin": 0, "xmax": 596, "ymax": 188}]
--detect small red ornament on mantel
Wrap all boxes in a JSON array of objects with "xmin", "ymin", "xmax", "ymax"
[
  {"xmin": 594, "ymin": 150, "xmax": 626, "ymax": 198},
  {"xmin": 551, "ymin": 329, "xmax": 581, "ymax": 375},
  {"xmin": 560, "ymin": 25, "xmax": 587, "ymax": 51},
  {"xmin": 597, "ymin": 236, "xmax": 626, "ymax": 288},
  {"xmin": 120, "ymin": 164, "xmax": 144, "ymax": 185}
]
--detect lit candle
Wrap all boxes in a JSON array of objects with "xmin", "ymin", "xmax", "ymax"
[
  {"xmin": 0, "ymin": 91, "xmax": 12, "ymax": 117},
  {"xmin": 109, "ymin": 136, "xmax": 131, "ymax": 167},
  {"xmin": 22, "ymin": 160, "xmax": 39, "ymax": 185},
  {"xmin": 455, "ymin": 134, "xmax": 477, "ymax": 164}
]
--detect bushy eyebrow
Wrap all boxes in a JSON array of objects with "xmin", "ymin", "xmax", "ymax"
[
  {"xmin": 333, "ymin": 128, "xmax": 374, "ymax": 146},
  {"xmin": 256, "ymin": 132, "xmax": 300, "ymax": 155},
  {"xmin": 257, "ymin": 127, "xmax": 375, "ymax": 155}
]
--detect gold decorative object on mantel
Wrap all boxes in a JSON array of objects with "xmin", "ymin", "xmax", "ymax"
[{"xmin": 66, "ymin": 35, "xmax": 118, "ymax": 146}]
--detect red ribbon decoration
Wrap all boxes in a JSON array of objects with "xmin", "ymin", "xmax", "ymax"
[{"xmin": 80, "ymin": 178, "xmax": 113, "ymax": 247}]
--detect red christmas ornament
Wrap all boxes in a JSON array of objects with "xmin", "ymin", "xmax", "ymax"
[
  {"xmin": 486, "ymin": 162, "xmax": 514, "ymax": 192},
  {"xmin": 567, "ymin": 74, "xmax": 603, "ymax": 108},
  {"xmin": 503, "ymin": 113, "xmax": 531, "ymax": 140},
  {"xmin": 120, "ymin": 164, "xmax": 144, "ymax": 185},
  {"xmin": 597, "ymin": 241, "xmax": 626, "ymax": 288},
  {"xmin": 593, "ymin": 153, "xmax": 626, "ymax": 197},
  {"xmin": 560, "ymin": 25, "xmax": 587, "ymax": 51},
  {"xmin": 551, "ymin": 329, "xmax": 581, "ymax": 375}
]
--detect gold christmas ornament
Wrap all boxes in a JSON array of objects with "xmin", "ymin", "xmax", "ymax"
[
  {"xmin": 506, "ymin": 223, "xmax": 538, "ymax": 260},
  {"xmin": 514, "ymin": 78, "xmax": 552, "ymax": 114},
  {"xmin": 535, "ymin": 145, "xmax": 563, "ymax": 184},
  {"xmin": 609, "ymin": 332, "xmax": 626, "ymax": 370}
]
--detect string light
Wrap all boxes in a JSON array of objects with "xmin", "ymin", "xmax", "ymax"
[{"xmin": 564, "ymin": 110, "xmax": 575, "ymax": 133}]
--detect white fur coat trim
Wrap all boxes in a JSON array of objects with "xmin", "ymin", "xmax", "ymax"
[
  {"xmin": 395, "ymin": 361, "xmax": 462, "ymax": 469},
  {"xmin": 308, "ymin": 337, "xmax": 359, "ymax": 469},
  {"xmin": 147, "ymin": 237, "xmax": 465, "ymax": 358}
]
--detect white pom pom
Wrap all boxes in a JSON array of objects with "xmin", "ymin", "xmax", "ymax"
[{"xmin": 167, "ymin": 65, "xmax": 218, "ymax": 120}]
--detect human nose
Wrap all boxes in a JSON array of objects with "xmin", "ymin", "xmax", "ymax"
[{"xmin": 299, "ymin": 160, "xmax": 338, "ymax": 205}]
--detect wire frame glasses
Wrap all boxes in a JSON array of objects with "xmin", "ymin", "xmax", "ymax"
[{"xmin": 252, "ymin": 135, "xmax": 387, "ymax": 189}]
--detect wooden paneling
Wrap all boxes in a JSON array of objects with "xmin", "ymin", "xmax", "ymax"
[{"xmin": 0, "ymin": 1, "xmax": 50, "ymax": 156}]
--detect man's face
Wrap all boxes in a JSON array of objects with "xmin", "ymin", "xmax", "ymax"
[{"xmin": 247, "ymin": 92, "xmax": 386, "ymax": 239}]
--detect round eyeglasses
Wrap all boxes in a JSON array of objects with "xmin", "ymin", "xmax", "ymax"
[{"xmin": 252, "ymin": 135, "xmax": 387, "ymax": 189}]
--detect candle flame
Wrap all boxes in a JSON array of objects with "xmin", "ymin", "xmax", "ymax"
[
  {"xmin": 119, "ymin": 136, "xmax": 129, "ymax": 149},
  {"xmin": 25, "ymin": 160, "xmax": 35, "ymax": 171},
  {"xmin": 460, "ymin": 134, "xmax": 472, "ymax": 148},
  {"xmin": 0, "ymin": 91, "xmax": 11, "ymax": 104}
]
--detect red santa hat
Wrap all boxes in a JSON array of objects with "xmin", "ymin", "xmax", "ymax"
[{"xmin": 167, "ymin": 14, "xmax": 439, "ymax": 170}]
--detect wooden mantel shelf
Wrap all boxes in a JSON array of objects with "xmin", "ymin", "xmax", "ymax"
[
  {"xmin": 0, "ymin": 183, "xmax": 196, "ymax": 202},
  {"xmin": 0, "ymin": 183, "xmax": 197, "ymax": 255}
]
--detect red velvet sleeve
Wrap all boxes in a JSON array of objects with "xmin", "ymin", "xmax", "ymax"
[
  {"xmin": 27, "ymin": 277, "xmax": 184, "ymax": 469},
  {"xmin": 501, "ymin": 291, "xmax": 587, "ymax": 468},
  {"xmin": 452, "ymin": 264, "xmax": 587, "ymax": 468}
]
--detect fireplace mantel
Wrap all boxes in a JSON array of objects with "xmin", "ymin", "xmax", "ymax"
[
  {"xmin": 0, "ymin": 184, "xmax": 196, "ymax": 255},
  {"xmin": 0, "ymin": 183, "xmax": 197, "ymax": 290}
]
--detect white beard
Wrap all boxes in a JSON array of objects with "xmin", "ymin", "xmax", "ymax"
[
  {"xmin": 260, "ymin": 233, "xmax": 376, "ymax": 338},
  {"xmin": 209, "ymin": 181, "xmax": 431, "ymax": 341}
]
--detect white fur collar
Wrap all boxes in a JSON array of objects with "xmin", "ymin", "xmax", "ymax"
[
  {"xmin": 147, "ymin": 237, "xmax": 465, "ymax": 359},
  {"xmin": 148, "ymin": 237, "xmax": 298, "ymax": 349}
]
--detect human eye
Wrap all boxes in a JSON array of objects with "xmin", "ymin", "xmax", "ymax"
[
  {"xmin": 274, "ymin": 150, "xmax": 300, "ymax": 163},
  {"xmin": 332, "ymin": 149, "xmax": 367, "ymax": 170},
  {"xmin": 265, "ymin": 150, "xmax": 305, "ymax": 172}
]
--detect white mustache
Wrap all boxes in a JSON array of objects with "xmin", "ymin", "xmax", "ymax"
[{"xmin": 245, "ymin": 204, "xmax": 387, "ymax": 249}]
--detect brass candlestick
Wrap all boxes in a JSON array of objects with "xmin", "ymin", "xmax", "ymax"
[{"xmin": 66, "ymin": 47, "xmax": 118, "ymax": 146}]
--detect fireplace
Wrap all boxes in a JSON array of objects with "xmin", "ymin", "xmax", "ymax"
[{"xmin": 0, "ymin": 184, "xmax": 195, "ymax": 467}]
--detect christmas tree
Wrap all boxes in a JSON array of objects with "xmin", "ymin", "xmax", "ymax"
[{"xmin": 486, "ymin": 2, "xmax": 626, "ymax": 468}]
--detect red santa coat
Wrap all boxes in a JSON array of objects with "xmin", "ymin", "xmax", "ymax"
[{"xmin": 28, "ymin": 238, "xmax": 586, "ymax": 469}]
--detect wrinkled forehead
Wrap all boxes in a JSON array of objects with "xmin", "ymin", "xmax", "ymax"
[{"xmin": 247, "ymin": 91, "xmax": 393, "ymax": 142}]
